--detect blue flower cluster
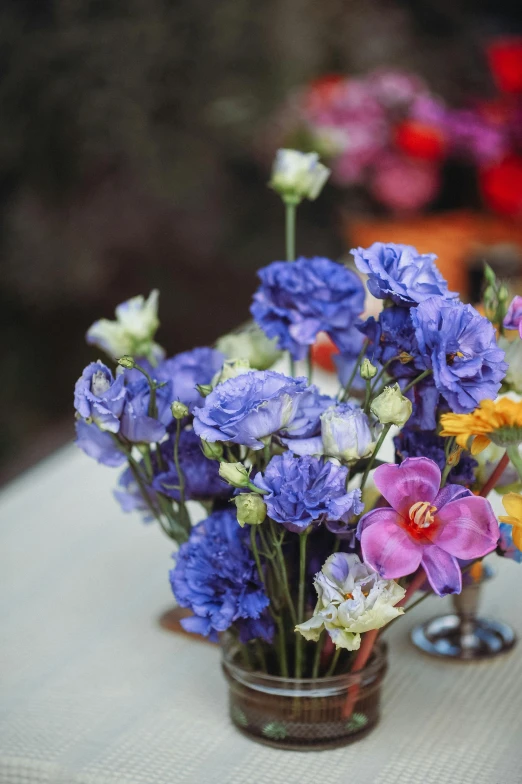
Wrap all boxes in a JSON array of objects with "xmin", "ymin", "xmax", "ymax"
[
  {"xmin": 169, "ymin": 509, "xmax": 273, "ymax": 642},
  {"xmin": 251, "ymin": 256, "xmax": 365, "ymax": 360},
  {"xmin": 254, "ymin": 452, "xmax": 364, "ymax": 535},
  {"xmin": 394, "ymin": 427, "xmax": 477, "ymax": 486}
]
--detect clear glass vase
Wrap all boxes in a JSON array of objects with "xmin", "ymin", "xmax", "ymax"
[{"xmin": 221, "ymin": 639, "xmax": 388, "ymax": 750}]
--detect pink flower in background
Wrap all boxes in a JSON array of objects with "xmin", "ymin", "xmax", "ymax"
[
  {"xmin": 369, "ymin": 153, "xmax": 440, "ymax": 213},
  {"xmin": 504, "ymin": 295, "xmax": 522, "ymax": 338},
  {"xmin": 357, "ymin": 457, "xmax": 499, "ymax": 596}
]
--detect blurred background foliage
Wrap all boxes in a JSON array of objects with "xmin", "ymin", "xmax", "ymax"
[{"xmin": 0, "ymin": 0, "xmax": 519, "ymax": 479}]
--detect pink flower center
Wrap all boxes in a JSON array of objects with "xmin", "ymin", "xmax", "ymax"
[{"xmin": 405, "ymin": 501, "xmax": 438, "ymax": 541}]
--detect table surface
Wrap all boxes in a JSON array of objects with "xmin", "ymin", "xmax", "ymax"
[{"xmin": 1, "ymin": 444, "xmax": 521, "ymax": 784}]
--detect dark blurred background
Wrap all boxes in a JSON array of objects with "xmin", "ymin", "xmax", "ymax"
[{"xmin": 0, "ymin": 0, "xmax": 521, "ymax": 481}]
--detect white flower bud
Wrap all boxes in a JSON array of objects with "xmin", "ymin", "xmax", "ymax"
[
  {"xmin": 117, "ymin": 355, "xmax": 135, "ymax": 369},
  {"xmin": 234, "ymin": 494, "xmax": 267, "ymax": 527},
  {"xmin": 360, "ymin": 358, "xmax": 377, "ymax": 380},
  {"xmin": 216, "ymin": 325, "xmax": 282, "ymax": 371},
  {"xmin": 270, "ymin": 149, "xmax": 330, "ymax": 203},
  {"xmin": 212, "ymin": 358, "xmax": 251, "ymax": 388},
  {"xmin": 218, "ymin": 461, "xmax": 251, "ymax": 488},
  {"xmin": 371, "ymin": 383, "xmax": 412, "ymax": 427}
]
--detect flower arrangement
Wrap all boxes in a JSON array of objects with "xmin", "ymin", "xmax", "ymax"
[
  {"xmin": 281, "ymin": 53, "xmax": 522, "ymax": 217},
  {"xmin": 74, "ymin": 149, "xmax": 522, "ymax": 745}
]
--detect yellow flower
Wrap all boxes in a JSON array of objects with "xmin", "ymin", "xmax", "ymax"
[
  {"xmin": 499, "ymin": 493, "xmax": 522, "ymax": 550},
  {"xmin": 440, "ymin": 398, "xmax": 522, "ymax": 455}
]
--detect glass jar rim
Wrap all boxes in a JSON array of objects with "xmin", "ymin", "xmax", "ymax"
[{"xmin": 222, "ymin": 639, "xmax": 387, "ymax": 696}]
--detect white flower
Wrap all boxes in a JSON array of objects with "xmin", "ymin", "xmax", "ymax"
[
  {"xmin": 270, "ymin": 149, "xmax": 330, "ymax": 203},
  {"xmin": 212, "ymin": 358, "xmax": 252, "ymax": 387},
  {"xmin": 371, "ymin": 383, "xmax": 412, "ymax": 428},
  {"xmin": 216, "ymin": 324, "xmax": 282, "ymax": 371},
  {"xmin": 321, "ymin": 403, "xmax": 379, "ymax": 464},
  {"xmin": 295, "ymin": 552, "xmax": 405, "ymax": 651},
  {"xmin": 218, "ymin": 461, "xmax": 251, "ymax": 488},
  {"xmin": 87, "ymin": 290, "xmax": 164, "ymax": 363}
]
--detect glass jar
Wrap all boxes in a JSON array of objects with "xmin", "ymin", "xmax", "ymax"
[{"xmin": 221, "ymin": 640, "xmax": 388, "ymax": 750}]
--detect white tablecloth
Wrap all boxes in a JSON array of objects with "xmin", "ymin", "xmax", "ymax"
[{"xmin": 1, "ymin": 445, "xmax": 521, "ymax": 784}]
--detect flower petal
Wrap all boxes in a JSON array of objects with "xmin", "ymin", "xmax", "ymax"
[
  {"xmin": 359, "ymin": 510, "xmax": 422, "ymax": 579},
  {"xmin": 421, "ymin": 546, "xmax": 462, "ymax": 596},
  {"xmin": 502, "ymin": 492, "xmax": 522, "ymax": 523},
  {"xmin": 373, "ymin": 457, "xmax": 441, "ymax": 516},
  {"xmin": 471, "ymin": 435, "xmax": 491, "ymax": 455},
  {"xmin": 435, "ymin": 495, "xmax": 499, "ymax": 559}
]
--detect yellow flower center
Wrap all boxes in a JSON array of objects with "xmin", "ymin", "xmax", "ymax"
[{"xmin": 406, "ymin": 501, "xmax": 438, "ymax": 540}]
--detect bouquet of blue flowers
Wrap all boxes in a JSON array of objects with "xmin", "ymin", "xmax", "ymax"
[{"xmin": 74, "ymin": 149, "xmax": 522, "ymax": 686}]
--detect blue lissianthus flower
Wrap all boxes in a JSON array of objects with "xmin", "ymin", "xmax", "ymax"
[
  {"xmin": 321, "ymin": 403, "xmax": 379, "ymax": 464},
  {"xmin": 120, "ymin": 377, "xmax": 174, "ymax": 443},
  {"xmin": 280, "ymin": 385, "xmax": 336, "ymax": 456},
  {"xmin": 157, "ymin": 347, "xmax": 224, "ymax": 412},
  {"xmin": 169, "ymin": 509, "xmax": 273, "ymax": 642},
  {"xmin": 394, "ymin": 427, "xmax": 477, "ymax": 486},
  {"xmin": 74, "ymin": 361, "xmax": 127, "ymax": 433},
  {"xmin": 75, "ymin": 419, "xmax": 127, "ymax": 466},
  {"xmin": 358, "ymin": 306, "xmax": 424, "ymax": 380},
  {"xmin": 411, "ymin": 297, "xmax": 507, "ymax": 413},
  {"xmin": 152, "ymin": 429, "xmax": 231, "ymax": 501},
  {"xmin": 193, "ymin": 370, "xmax": 312, "ymax": 450},
  {"xmin": 351, "ymin": 242, "xmax": 457, "ymax": 306},
  {"xmin": 251, "ymin": 257, "xmax": 365, "ymax": 360},
  {"xmin": 254, "ymin": 452, "xmax": 364, "ymax": 534}
]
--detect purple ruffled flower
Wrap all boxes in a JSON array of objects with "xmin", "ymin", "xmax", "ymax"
[
  {"xmin": 357, "ymin": 457, "xmax": 499, "ymax": 596},
  {"xmin": 503, "ymin": 295, "xmax": 522, "ymax": 339},
  {"xmin": 169, "ymin": 508, "xmax": 273, "ymax": 643},
  {"xmin": 251, "ymin": 256, "xmax": 365, "ymax": 360},
  {"xmin": 157, "ymin": 347, "xmax": 224, "ymax": 412},
  {"xmin": 152, "ymin": 429, "xmax": 231, "ymax": 502},
  {"xmin": 120, "ymin": 377, "xmax": 174, "ymax": 443},
  {"xmin": 358, "ymin": 306, "xmax": 424, "ymax": 379},
  {"xmin": 351, "ymin": 242, "xmax": 456, "ymax": 306},
  {"xmin": 411, "ymin": 297, "xmax": 507, "ymax": 413},
  {"xmin": 75, "ymin": 419, "xmax": 127, "ymax": 467},
  {"xmin": 74, "ymin": 361, "xmax": 127, "ymax": 433},
  {"xmin": 254, "ymin": 452, "xmax": 364, "ymax": 534},
  {"xmin": 394, "ymin": 427, "xmax": 477, "ymax": 486},
  {"xmin": 193, "ymin": 370, "xmax": 312, "ymax": 450}
]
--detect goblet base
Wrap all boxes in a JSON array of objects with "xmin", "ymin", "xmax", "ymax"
[{"xmin": 411, "ymin": 614, "xmax": 517, "ymax": 660}]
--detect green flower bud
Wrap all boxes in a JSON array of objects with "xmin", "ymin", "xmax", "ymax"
[
  {"xmin": 118, "ymin": 355, "xmax": 136, "ymax": 369},
  {"xmin": 371, "ymin": 383, "xmax": 412, "ymax": 427},
  {"xmin": 212, "ymin": 358, "xmax": 251, "ymax": 388},
  {"xmin": 196, "ymin": 383, "xmax": 213, "ymax": 397},
  {"xmin": 171, "ymin": 401, "xmax": 189, "ymax": 420},
  {"xmin": 219, "ymin": 461, "xmax": 251, "ymax": 488},
  {"xmin": 201, "ymin": 439, "xmax": 224, "ymax": 461},
  {"xmin": 234, "ymin": 494, "xmax": 267, "ymax": 527},
  {"xmin": 360, "ymin": 358, "xmax": 377, "ymax": 380}
]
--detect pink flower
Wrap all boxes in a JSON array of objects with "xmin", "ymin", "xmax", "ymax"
[
  {"xmin": 357, "ymin": 457, "xmax": 499, "ymax": 596},
  {"xmin": 504, "ymin": 295, "xmax": 522, "ymax": 338}
]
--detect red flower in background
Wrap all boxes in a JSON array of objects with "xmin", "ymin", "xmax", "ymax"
[
  {"xmin": 479, "ymin": 155, "xmax": 522, "ymax": 218},
  {"xmin": 394, "ymin": 119, "xmax": 447, "ymax": 162},
  {"xmin": 487, "ymin": 38, "xmax": 522, "ymax": 95},
  {"xmin": 311, "ymin": 333, "xmax": 339, "ymax": 373},
  {"xmin": 305, "ymin": 74, "xmax": 345, "ymax": 113}
]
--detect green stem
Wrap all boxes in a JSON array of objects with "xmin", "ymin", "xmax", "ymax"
[
  {"xmin": 132, "ymin": 362, "xmax": 158, "ymax": 418},
  {"xmin": 250, "ymin": 526, "xmax": 265, "ymax": 588},
  {"xmin": 369, "ymin": 355, "xmax": 400, "ymax": 396},
  {"xmin": 285, "ymin": 200, "xmax": 296, "ymax": 262},
  {"xmin": 325, "ymin": 648, "xmax": 341, "ymax": 677},
  {"xmin": 294, "ymin": 529, "xmax": 309, "ymax": 678},
  {"xmin": 307, "ymin": 348, "xmax": 313, "ymax": 385},
  {"xmin": 363, "ymin": 379, "xmax": 372, "ymax": 415},
  {"xmin": 359, "ymin": 423, "xmax": 392, "ymax": 494},
  {"xmin": 274, "ymin": 613, "xmax": 289, "ymax": 677},
  {"xmin": 269, "ymin": 521, "xmax": 297, "ymax": 626},
  {"xmin": 507, "ymin": 446, "xmax": 522, "ymax": 483},
  {"xmin": 289, "ymin": 355, "xmax": 296, "ymax": 378},
  {"xmin": 311, "ymin": 632, "xmax": 324, "ymax": 679},
  {"xmin": 340, "ymin": 339, "xmax": 369, "ymax": 402},
  {"xmin": 402, "ymin": 369, "xmax": 432, "ymax": 394},
  {"xmin": 173, "ymin": 419, "xmax": 190, "ymax": 535}
]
